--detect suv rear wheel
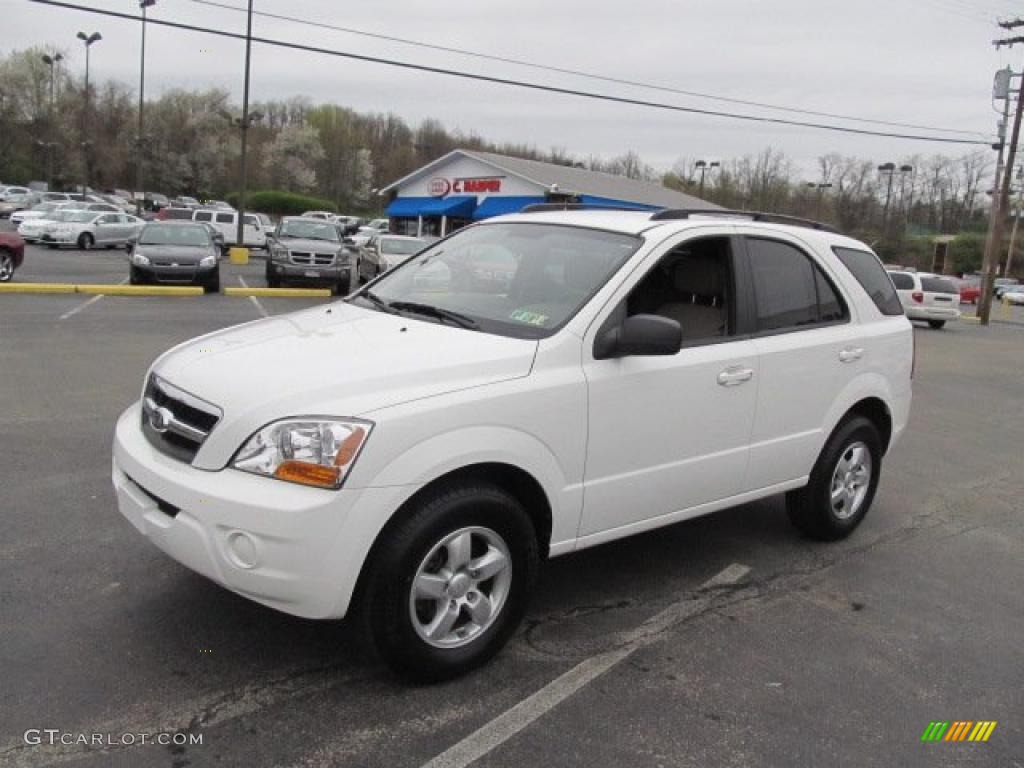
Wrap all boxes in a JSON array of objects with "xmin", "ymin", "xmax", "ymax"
[
  {"xmin": 0, "ymin": 250, "xmax": 14, "ymax": 282},
  {"xmin": 358, "ymin": 482, "xmax": 538, "ymax": 681},
  {"xmin": 928, "ymin": 320, "xmax": 945, "ymax": 329},
  {"xmin": 786, "ymin": 416, "xmax": 882, "ymax": 541}
]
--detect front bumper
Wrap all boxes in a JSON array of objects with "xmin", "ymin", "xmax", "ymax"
[
  {"xmin": 112, "ymin": 403, "xmax": 410, "ymax": 619},
  {"xmin": 133, "ymin": 263, "xmax": 217, "ymax": 284},
  {"xmin": 268, "ymin": 260, "xmax": 350, "ymax": 285}
]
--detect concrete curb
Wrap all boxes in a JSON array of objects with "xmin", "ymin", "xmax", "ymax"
[
  {"xmin": 76, "ymin": 284, "xmax": 204, "ymax": 296},
  {"xmin": 223, "ymin": 287, "xmax": 332, "ymax": 297},
  {"xmin": 0, "ymin": 283, "xmax": 76, "ymax": 294},
  {"xmin": 0, "ymin": 283, "xmax": 329, "ymax": 297}
]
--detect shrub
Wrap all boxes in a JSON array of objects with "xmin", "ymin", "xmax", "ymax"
[{"xmin": 226, "ymin": 190, "xmax": 337, "ymax": 216}]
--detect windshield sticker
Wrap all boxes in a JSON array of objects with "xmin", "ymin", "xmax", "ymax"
[{"xmin": 509, "ymin": 309, "xmax": 549, "ymax": 326}]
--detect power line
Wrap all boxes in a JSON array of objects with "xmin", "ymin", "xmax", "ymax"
[
  {"xmin": 187, "ymin": 0, "xmax": 988, "ymax": 139},
  {"xmin": 25, "ymin": 0, "xmax": 990, "ymax": 146}
]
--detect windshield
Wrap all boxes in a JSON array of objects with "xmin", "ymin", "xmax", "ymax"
[
  {"xmin": 356, "ymin": 222, "xmax": 642, "ymax": 339},
  {"xmin": 381, "ymin": 238, "xmax": 426, "ymax": 256},
  {"xmin": 138, "ymin": 223, "xmax": 211, "ymax": 246},
  {"xmin": 31, "ymin": 203, "xmax": 58, "ymax": 212},
  {"xmin": 278, "ymin": 219, "xmax": 339, "ymax": 241}
]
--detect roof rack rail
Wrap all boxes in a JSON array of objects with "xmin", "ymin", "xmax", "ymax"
[
  {"xmin": 648, "ymin": 208, "xmax": 838, "ymax": 233},
  {"xmin": 519, "ymin": 203, "xmax": 654, "ymax": 213}
]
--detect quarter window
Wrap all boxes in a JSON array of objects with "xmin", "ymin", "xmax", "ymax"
[
  {"xmin": 194, "ymin": 211, "xmax": 212, "ymax": 222},
  {"xmin": 834, "ymin": 246, "xmax": 904, "ymax": 316},
  {"xmin": 747, "ymin": 238, "xmax": 848, "ymax": 331},
  {"xmin": 215, "ymin": 213, "xmax": 234, "ymax": 224}
]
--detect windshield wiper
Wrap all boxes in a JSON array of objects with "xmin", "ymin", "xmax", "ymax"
[
  {"xmin": 350, "ymin": 289, "xmax": 397, "ymax": 314},
  {"xmin": 388, "ymin": 301, "xmax": 479, "ymax": 330}
]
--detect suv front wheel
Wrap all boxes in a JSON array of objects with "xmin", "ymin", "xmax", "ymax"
[
  {"xmin": 786, "ymin": 416, "xmax": 882, "ymax": 541},
  {"xmin": 358, "ymin": 482, "xmax": 538, "ymax": 682}
]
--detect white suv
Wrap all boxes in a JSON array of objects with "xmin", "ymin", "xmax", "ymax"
[
  {"xmin": 886, "ymin": 270, "xmax": 960, "ymax": 329},
  {"xmin": 112, "ymin": 208, "xmax": 913, "ymax": 680}
]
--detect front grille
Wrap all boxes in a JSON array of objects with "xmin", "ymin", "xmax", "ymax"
[
  {"xmin": 289, "ymin": 251, "xmax": 336, "ymax": 266},
  {"xmin": 141, "ymin": 375, "xmax": 221, "ymax": 463}
]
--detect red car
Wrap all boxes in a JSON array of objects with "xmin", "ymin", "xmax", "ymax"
[
  {"xmin": 951, "ymin": 277, "xmax": 981, "ymax": 304},
  {"xmin": 0, "ymin": 230, "xmax": 25, "ymax": 282}
]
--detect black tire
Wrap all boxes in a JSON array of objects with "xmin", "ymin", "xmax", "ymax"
[
  {"xmin": 203, "ymin": 271, "xmax": 220, "ymax": 294},
  {"xmin": 357, "ymin": 482, "xmax": 539, "ymax": 682},
  {"xmin": 265, "ymin": 265, "xmax": 281, "ymax": 288},
  {"xmin": 78, "ymin": 233, "xmax": 94, "ymax": 250},
  {"xmin": 786, "ymin": 416, "xmax": 882, "ymax": 541},
  {"xmin": 928, "ymin": 320, "xmax": 946, "ymax": 329},
  {"xmin": 333, "ymin": 277, "xmax": 351, "ymax": 296},
  {"xmin": 129, "ymin": 266, "xmax": 145, "ymax": 285}
]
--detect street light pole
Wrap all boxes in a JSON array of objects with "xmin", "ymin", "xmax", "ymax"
[
  {"xmin": 41, "ymin": 53, "xmax": 63, "ymax": 190},
  {"xmin": 806, "ymin": 182, "xmax": 833, "ymax": 220},
  {"xmin": 77, "ymin": 31, "xmax": 102, "ymax": 195},
  {"xmin": 136, "ymin": 0, "xmax": 155, "ymax": 216},
  {"xmin": 878, "ymin": 162, "xmax": 896, "ymax": 235},
  {"xmin": 236, "ymin": 0, "xmax": 255, "ymax": 248}
]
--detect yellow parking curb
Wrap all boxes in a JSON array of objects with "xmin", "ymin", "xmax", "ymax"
[
  {"xmin": 75, "ymin": 284, "xmax": 204, "ymax": 296},
  {"xmin": 0, "ymin": 282, "xmax": 76, "ymax": 294},
  {"xmin": 224, "ymin": 287, "xmax": 332, "ymax": 297},
  {"xmin": 961, "ymin": 316, "xmax": 981, "ymax": 323}
]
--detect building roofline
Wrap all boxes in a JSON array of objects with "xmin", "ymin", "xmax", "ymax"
[{"xmin": 378, "ymin": 149, "xmax": 550, "ymax": 195}]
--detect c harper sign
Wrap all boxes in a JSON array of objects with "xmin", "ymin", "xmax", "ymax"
[{"xmin": 429, "ymin": 176, "xmax": 503, "ymax": 197}]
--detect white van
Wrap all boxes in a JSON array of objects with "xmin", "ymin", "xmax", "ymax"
[{"xmin": 192, "ymin": 209, "xmax": 267, "ymax": 248}]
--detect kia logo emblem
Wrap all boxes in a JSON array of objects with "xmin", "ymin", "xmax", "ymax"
[
  {"xmin": 428, "ymin": 177, "xmax": 451, "ymax": 197},
  {"xmin": 149, "ymin": 406, "xmax": 174, "ymax": 433}
]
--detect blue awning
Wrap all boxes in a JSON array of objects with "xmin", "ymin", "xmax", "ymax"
[
  {"xmin": 472, "ymin": 196, "xmax": 546, "ymax": 219},
  {"xmin": 385, "ymin": 196, "xmax": 477, "ymax": 218}
]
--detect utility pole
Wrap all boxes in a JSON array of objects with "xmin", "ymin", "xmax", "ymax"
[
  {"xmin": 980, "ymin": 22, "xmax": 1024, "ymax": 325},
  {"xmin": 806, "ymin": 181, "xmax": 832, "ymax": 220},
  {"xmin": 693, "ymin": 159, "xmax": 719, "ymax": 199},
  {"xmin": 77, "ymin": 31, "xmax": 101, "ymax": 196},
  {"xmin": 878, "ymin": 163, "xmax": 896, "ymax": 237},
  {"xmin": 236, "ymin": 0, "xmax": 255, "ymax": 249},
  {"xmin": 1005, "ymin": 166, "xmax": 1024, "ymax": 276},
  {"xmin": 41, "ymin": 53, "xmax": 63, "ymax": 190},
  {"xmin": 136, "ymin": 0, "xmax": 155, "ymax": 216}
]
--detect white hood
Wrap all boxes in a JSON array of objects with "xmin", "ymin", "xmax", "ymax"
[{"xmin": 151, "ymin": 302, "xmax": 538, "ymax": 469}]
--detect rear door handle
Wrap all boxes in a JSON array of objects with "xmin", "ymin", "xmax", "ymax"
[
  {"xmin": 839, "ymin": 347, "xmax": 864, "ymax": 363},
  {"xmin": 718, "ymin": 366, "xmax": 754, "ymax": 386}
]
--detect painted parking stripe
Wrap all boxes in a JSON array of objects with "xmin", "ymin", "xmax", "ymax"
[
  {"xmin": 421, "ymin": 563, "xmax": 751, "ymax": 768},
  {"xmin": 238, "ymin": 276, "xmax": 267, "ymax": 317},
  {"xmin": 58, "ymin": 277, "xmax": 129, "ymax": 320}
]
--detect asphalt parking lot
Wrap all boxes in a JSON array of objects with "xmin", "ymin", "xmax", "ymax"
[{"xmin": 0, "ymin": 238, "xmax": 1022, "ymax": 767}]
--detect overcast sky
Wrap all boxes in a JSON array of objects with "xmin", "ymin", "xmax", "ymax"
[{"xmin": 2, "ymin": 0, "xmax": 1020, "ymax": 177}]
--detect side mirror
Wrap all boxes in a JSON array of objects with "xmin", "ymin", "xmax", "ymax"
[{"xmin": 593, "ymin": 314, "xmax": 682, "ymax": 360}]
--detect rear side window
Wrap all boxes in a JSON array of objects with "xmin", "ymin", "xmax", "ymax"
[
  {"xmin": 921, "ymin": 276, "xmax": 958, "ymax": 294},
  {"xmin": 889, "ymin": 272, "xmax": 915, "ymax": 290},
  {"xmin": 834, "ymin": 247, "xmax": 903, "ymax": 315},
  {"xmin": 166, "ymin": 208, "xmax": 193, "ymax": 220},
  {"xmin": 747, "ymin": 238, "xmax": 848, "ymax": 332},
  {"xmin": 194, "ymin": 211, "xmax": 212, "ymax": 222},
  {"xmin": 216, "ymin": 213, "xmax": 234, "ymax": 224}
]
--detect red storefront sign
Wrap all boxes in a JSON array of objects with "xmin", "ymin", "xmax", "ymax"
[{"xmin": 429, "ymin": 177, "xmax": 503, "ymax": 197}]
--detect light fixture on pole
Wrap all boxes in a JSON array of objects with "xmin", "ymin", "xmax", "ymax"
[
  {"xmin": 77, "ymin": 31, "xmax": 102, "ymax": 195},
  {"xmin": 693, "ymin": 159, "xmax": 720, "ymax": 198},
  {"xmin": 136, "ymin": 0, "xmax": 156, "ymax": 216}
]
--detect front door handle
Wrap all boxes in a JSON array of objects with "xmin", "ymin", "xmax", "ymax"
[
  {"xmin": 839, "ymin": 347, "xmax": 864, "ymax": 363},
  {"xmin": 718, "ymin": 366, "xmax": 754, "ymax": 386}
]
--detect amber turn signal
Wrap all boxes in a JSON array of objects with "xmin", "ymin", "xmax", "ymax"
[{"xmin": 273, "ymin": 460, "xmax": 342, "ymax": 489}]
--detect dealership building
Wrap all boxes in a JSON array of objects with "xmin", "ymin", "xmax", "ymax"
[{"xmin": 380, "ymin": 149, "xmax": 717, "ymax": 237}]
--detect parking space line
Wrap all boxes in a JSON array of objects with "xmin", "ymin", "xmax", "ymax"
[
  {"xmin": 58, "ymin": 278, "xmax": 128, "ymax": 320},
  {"xmin": 421, "ymin": 563, "xmax": 751, "ymax": 768},
  {"xmin": 238, "ymin": 275, "xmax": 268, "ymax": 317}
]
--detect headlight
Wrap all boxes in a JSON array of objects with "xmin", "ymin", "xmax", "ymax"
[
  {"xmin": 270, "ymin": 244, "xmax": 288, "ymax": 261},
  {"xmin": 232, "ymin": 418, "xmax": 372, "ymax": 489},
  {"xmin": 199, "ymin": 255, "xmax": 216, "ymax": 267},
  {"xmin": 131, "ymin": 252, "xmax": 150, "ymax": 265}
]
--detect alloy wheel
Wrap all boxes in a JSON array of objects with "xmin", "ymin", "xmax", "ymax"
[
  {"xmin": 408, "ymin": 526, "xmax": 512, "ymax": 649},
  {"xmin": 830, "ymin": 441, "xmax": 872, "ymax": 520}
]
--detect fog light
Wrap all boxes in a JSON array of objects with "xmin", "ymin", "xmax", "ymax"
[{"xmin": 224, "ymin": 530, "xmax": 259, "ymax": 569}]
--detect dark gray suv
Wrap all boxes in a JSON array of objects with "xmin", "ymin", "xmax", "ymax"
[{"xmin": 265, "ymin": 217, "xmax": 352, "ymax": 294}]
